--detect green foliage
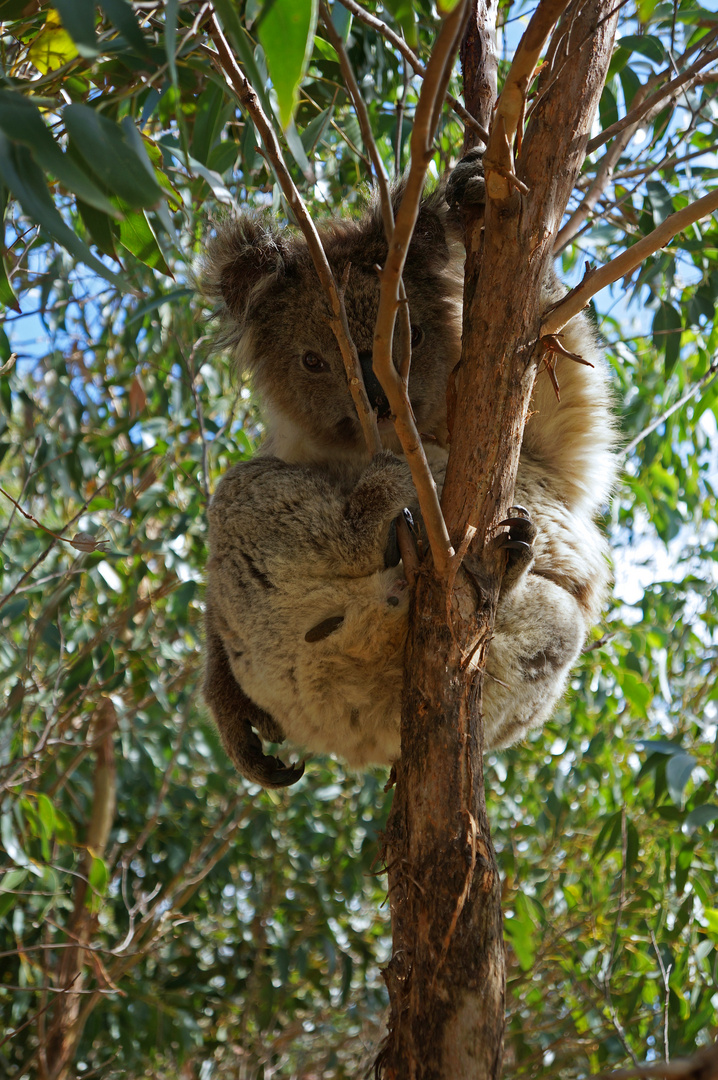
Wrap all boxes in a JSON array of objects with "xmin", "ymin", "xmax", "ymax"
[{"xmin": 0, "ymin": 1, "xmax": 717, "ymax": 1078}]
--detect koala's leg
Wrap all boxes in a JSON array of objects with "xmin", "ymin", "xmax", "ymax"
[
  {"xmin": 482, "ymin": 572, "xmax": 587, "ymax": 749},
  {"xmin": 203, "ymin": 602, "xmax": 305, "ymax": 788}
]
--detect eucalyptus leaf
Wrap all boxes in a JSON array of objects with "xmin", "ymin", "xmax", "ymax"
[
  {"xmin": 257, "ymin": 0, "xmax": 318, "ymax": 129},
  {"xmin": 0, "ymin": 133, "xmax": 124, "ymax": 287},
  {"xmin": 666, "ymin": 752, "xmax": 697, "ymax": 806},
  {"xmin": 0, "ymin": 90, "xmax": 120, "ymax": 216},
  {"xmin": 64, "ymin": 104, "xmax": 165, "ymax": 209}
]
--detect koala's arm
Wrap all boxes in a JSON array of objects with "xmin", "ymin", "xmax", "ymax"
[
  {"xmin": 203, "ymin": 598, "xmax": 305, "ymax": 788},
  {"xmin": 334, "ymin": 451, "xmax": 418, "ymax": 574},
  {"xmin": 214, "ymin": 451, "xmax": 417, "ymax": 580}
]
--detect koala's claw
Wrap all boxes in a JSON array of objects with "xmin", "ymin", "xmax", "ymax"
[
  {"xmin": 446, "ymin": 148, "xmax": 486, "ymax": 210},
  {"xmin": 496, "ymin": 506, "xmax": 537, "ymax": 591},
  {"xmin": 498, "ymin": 537, "xmax": 533, "ymax": 554},
  {"xmin": 497, "ymin": 505, "xmax": 536, "ymax": 544},
  {"xmin": 263, "ymin": 755, "xmax": 306, "ymax": 787},
  {"xmin": 498, "ymin": 504, "xmax": 530, "ymax": 525}
]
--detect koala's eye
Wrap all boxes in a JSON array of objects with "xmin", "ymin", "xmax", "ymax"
[
  {"xmin": 410, "ymin": 325, "xmax": 424, "ymax": 348},
  {"xmin": 302, "ymin": 351, "xmax": 330, "ymax": 373}
]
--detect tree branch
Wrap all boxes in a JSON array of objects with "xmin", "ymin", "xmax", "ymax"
[
  {"xmin": 542, "ymin": 186, "xmax": 718, "ymax": 336},
  {"xmin": 371, "ymin": 0, "xmax": 470, "ymax": 577},
  {"xmin": 483, "ymin": 0, "xmax": 572, "ymax": 201},
  {"xmin": 317, "ymin": 2, "xmax": 420, "ymax": 581},
  {"xmin": 590, "ymin": 1042, "xmax": 718, "ymax": 1080}
]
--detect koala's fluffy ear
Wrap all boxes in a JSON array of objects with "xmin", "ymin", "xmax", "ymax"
[
  {"xmin": 204, "ymin": 607, "xmax": 305, "ymax": 789},
  {"xmin": 201, "ymin": 216, "xmax": 294, "ymax": 322}
]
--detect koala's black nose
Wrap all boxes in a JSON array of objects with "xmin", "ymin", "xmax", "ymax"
[{"xmin": 358, "ymin": 350, "xmax": 391, "ymax": 419}]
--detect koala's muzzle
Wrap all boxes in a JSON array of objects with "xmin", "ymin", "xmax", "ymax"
[{"xmin": 359, "ymin": 351, "xmax": 391, "ymax": 419}]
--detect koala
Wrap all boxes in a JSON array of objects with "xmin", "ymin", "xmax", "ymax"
[{"xmin": 202, "ymin": 157, "xmax": 617, "ymax": 788}]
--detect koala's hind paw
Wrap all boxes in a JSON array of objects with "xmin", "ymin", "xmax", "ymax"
[
  {"xmin": 259, "ymin": 754, "xmax": 306, "ymax": 788},
  {"xmin": 446, "ymin": 148, "xmax": 486, "ymax": 210},
  {"xmin": 497, "ymin": 506, "xmax": 537, "ymax": 590}
]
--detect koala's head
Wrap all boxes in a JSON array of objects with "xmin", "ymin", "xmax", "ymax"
[{"xmin": 202, "ymin": 190, "xmax": 463, "ymax": 464}]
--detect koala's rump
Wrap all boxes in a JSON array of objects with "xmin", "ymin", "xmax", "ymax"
[{"xmin": 224, "ymin": 568, "xmax": 408, "ymax": 767}]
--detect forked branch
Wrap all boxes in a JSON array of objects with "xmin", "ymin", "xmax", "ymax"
[{"xmin": 484, "ymin": 0, "xmax": 572, "ymax": 200}]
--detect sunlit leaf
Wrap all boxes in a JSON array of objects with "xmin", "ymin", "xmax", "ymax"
[
  {"xmin": 27, "ymin": 10, "xmax": 78, "ymax": 73},
  {"xmin": 115, "ymin": 199, "xmax": 173, "ymax": 276},
  {"xmin": 52, "ymin": 0, "xmax": 97, "ymax": 59}
]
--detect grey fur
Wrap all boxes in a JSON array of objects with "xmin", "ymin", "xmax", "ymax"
[{"xmin": 202, "ymin": 162, "xmax": 617, "ymax": 787}]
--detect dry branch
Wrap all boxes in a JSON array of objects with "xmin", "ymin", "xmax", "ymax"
[
  {"xmin": 207, "ymin": 10, "xmax": 382, "ymax": 459},
  {"xmin": 542, "ymin": 185, "xmax": 718, "ymax": 335},
  {"xmin": 556, "ymin": 31, "xmax": 718, "ymax": 250},
  {"xmin": 585, "ymin": 45, "xmax": 718, "ymax": 156}
]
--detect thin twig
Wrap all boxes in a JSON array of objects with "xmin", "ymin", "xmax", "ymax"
[
  {"xmin": 318, "ymin": 1, "xmax": 419, "ymax": 583},
  {"xmin": 371, "ymin": 1, "xmax": 470, "ymax": 576},
  {"xmin": 586, "ymin": 45, "xmax": 718, "ymax": 156},
  {"xmin": 622, "ymin": 359, "xmax": 718, "ymax": 459},
  {"xmin": 0, "ymin": 436, "xmax": 40, "ymax": 549},
  {"xmin": 649, "ymin": 928, "xmax": 672, "ymax": 1064},
  {"xmin": 0, "ymin": 469, "xmax": 123, "ymax": 614}
]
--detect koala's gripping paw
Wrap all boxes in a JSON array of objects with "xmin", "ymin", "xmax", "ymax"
[
  {"xmin": 445, "ymin": 148, "xmax": 486, "ymax": 210},
  {"xmin": 496, "ymin": 505, "xmax": 537, "ymax": 590},
  {"xmin": 235, "ymin": 725, "xmax": 306, "ymax": 789},
  {"xmin": 358, "ymin": 451, "xmax": 416, "ymax": 516}
]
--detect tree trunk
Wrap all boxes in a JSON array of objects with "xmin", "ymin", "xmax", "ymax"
[{"xmin": 377, "ymin": 2, "xmax": 619, "ymax": 1077}]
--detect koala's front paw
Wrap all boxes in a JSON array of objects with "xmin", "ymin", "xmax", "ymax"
[
  {"xmin": 496, "ymin": 506, "xmax": 537, "ymax": 591},
  {"xmin": 446, "ymin": 148, "xmax": 486, "ymax": 210},
  {"xmin": 363, "ymin": 450, "xmax": 416, "ymax": 511}
]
